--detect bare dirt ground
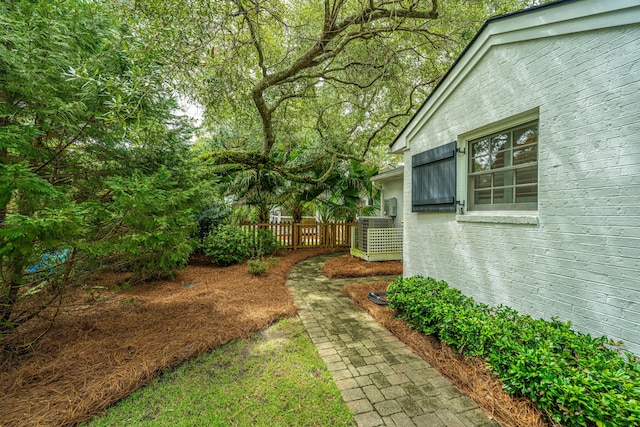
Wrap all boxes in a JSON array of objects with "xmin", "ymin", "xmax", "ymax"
[{"xmin": 0, "ymin": 250, "xmax": 549, "ymax": 427}]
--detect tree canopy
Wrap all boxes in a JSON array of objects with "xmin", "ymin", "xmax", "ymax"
[
  {"xmin": 125, "ymin": 0, "xmax": 542, "ymax": 184},
  {"xmin": 0, "ymin": 0, "xmax": 548, "ymax": 342}
]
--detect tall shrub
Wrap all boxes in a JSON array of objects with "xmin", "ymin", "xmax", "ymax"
[
  {"xmin": 0, "ymin": 0, "xmax": 196, "ymax": 341},
  {"xmin": 85, "ymin": 169, "xmax": 197, "ymax": 281}
]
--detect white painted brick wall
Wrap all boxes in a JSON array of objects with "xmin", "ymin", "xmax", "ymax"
[
  {"xmin": 403, "ymin": 25, "xmax": 640, "ymax": 354},
  {"xmin": 381, "ymin": 177, "xmax": 404, "ymax": 228}
]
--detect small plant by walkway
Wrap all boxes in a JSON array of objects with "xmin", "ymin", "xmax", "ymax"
[{"xmin": 86, "ymin": 318, "xmax": 354, "ymax": 426}]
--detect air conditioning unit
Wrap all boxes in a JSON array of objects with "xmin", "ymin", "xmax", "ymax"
[
  {"xmin": 384, "ymin": 198, "xmax": 398, "ymax": 217},
  {"xmin": 355, "ymin": 216, "xmax": 393, "ymax": 252}
]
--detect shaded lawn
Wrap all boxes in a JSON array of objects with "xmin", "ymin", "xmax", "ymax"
[{"xmin": 85, "ymin": 318, "xmax": 353, "ymax": 427}]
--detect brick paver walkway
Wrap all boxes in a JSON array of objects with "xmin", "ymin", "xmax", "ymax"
[{"xmin": 286, "ymin": 254, "xmax": 500, "ymax": 427}]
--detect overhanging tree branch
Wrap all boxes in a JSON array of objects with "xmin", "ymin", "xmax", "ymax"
[{"xmin": 243, "ymin": 0, "xmax": 439, "ymax": 161}]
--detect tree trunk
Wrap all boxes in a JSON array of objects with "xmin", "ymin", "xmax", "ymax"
[
  {"xmin": 258, "ymin": 204, "xmax": 270, "ymax": 224},
  {"xmin": 0, "ymin": 254, "xmax": 24, "ymax": 336},
  {"xmin": 292, "ymin": 203, "xmax": 303, "ymax": 223},
  {"xmin": 0, "ymin": 114, "xmax": 9, "ymax": 228}
]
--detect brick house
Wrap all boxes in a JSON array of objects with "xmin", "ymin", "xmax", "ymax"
[{"xmin": 390, "ymin": 0, "xmax": 640, "ymax": 354}]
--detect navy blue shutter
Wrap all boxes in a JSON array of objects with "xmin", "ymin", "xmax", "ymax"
[{"xmin": 411, "ymin": 141, "xmax": 457, "ymax": 212}]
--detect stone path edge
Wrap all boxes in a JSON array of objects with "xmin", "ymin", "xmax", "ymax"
[{"xmin": 286, "ymin": 254, "xmax": 501, "ymax": 427}]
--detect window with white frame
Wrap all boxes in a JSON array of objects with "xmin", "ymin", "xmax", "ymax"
[{"xmin": 468, "ymin": 121, "xmax": 538, "ymax": 211}]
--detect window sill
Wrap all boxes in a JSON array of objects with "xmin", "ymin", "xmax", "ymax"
[{"xmin": 456, "ymin": 212, "xmax": 538, "ymax": 225}]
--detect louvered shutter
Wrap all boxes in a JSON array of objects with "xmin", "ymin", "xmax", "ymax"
[{"xmin": 411, "ymin": 141, "xmax": 457, "ymax": 212}]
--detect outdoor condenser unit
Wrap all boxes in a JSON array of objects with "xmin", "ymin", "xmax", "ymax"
[{"xmin": 355, "ymin": 216, "xmax": 393, "ymax": 252}]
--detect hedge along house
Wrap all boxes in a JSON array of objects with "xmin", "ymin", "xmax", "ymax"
[{"xmin": 390, "ymin": 0, "xmax": 640, "ymax": 355}]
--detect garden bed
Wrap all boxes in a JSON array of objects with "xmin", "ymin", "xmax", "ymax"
[
  {"xmin": 323, "ymin": 254, "xmax": 403, "ymax": 278},
  {"xmin": 0, "ymin": 248, "xmax": 344, "ymax": 427}
]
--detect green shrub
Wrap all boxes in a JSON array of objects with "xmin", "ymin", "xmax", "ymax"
[
  {"xmin": 203, "ymin": 225, "xmax": 281, "ymax": 266},
  {"xmin": 247, "ymin": 257, "xmax": 280, "ymax": 276},
  {"xmin": 203, "ymin": 224, "xmax": 253, "ymax": 266},
  {"xmin": 251, "ymin": 229, "xmax": 281, "ymax": 258},
  {"xmin": 247, "ymin": 258, "xmax": 268, "ymax": 276},
  {"xmin": 388, "ymin": 276, "xmax": 640, "ymax": 427},
  {"xmin": 92, "ymin": 170, "xmax": 196, "ymax": 281}
]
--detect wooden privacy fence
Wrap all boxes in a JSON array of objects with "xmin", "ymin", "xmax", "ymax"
[{"xmin": 241, "ymin": 222, "xmax": 356, "ymax": 250}]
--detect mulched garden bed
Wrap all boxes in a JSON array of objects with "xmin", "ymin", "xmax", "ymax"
[
  {"xmin": 0, "ymin": 248, "xmax": 344, "ymax": 427},
  {"xmin": 323, "ymin": 254, "xmax": 403, "ymax": 278},
  {"xmin": 1, "ymin": 249, "xmax": 551, "ymax": 427}
]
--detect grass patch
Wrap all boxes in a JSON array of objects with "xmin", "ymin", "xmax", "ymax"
[{"xmin": 86, "ymin": 318, "xmax": 354, "ymax": 427}]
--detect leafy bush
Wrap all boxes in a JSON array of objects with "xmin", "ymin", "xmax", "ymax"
[
  {"xmin": 388, "ymin": 276, "xmax": 640, "ymax": 427},
  {"xmin": 247, "ymin": 257, "xmax": 280, "ymax": 276},
  {"xmin": 194, "ymin": 199, "xmax": 232, "ymax": 242},
  {"xmin": 203, "ymin": 225, "xmax": 280, "ymax": 266},
  {"xmin": 203, "ymin": 224, "xmax": 253, "ymax": 266}
]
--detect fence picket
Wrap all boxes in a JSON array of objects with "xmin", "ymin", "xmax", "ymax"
[{"xmin": 240, "ymin": 222, "xmax": 356, "ymax": 249}]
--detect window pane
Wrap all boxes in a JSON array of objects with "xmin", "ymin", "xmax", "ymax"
[
  {"xmin": 513, "ymin": 145, "xmax": 537, "ymax": 165},
  {"xmin": 514, "ymin": 125, "xmax": 538, "ymax": 146},
  {"xmin": 468, "ymin": 120, "xmax": 538, "ymax": 211},
  {"xmin": 472, "ymin": 155, "xmax": 490, "ymax": 172},
  {"xmin": 493, "ymin": 187, "xmax": 514, "ymax": 204},
  {"xmin": 492, "ymin": 150, "xmax": 511, "ymax": 169},
  {"xmin": 474, "ymin": 190, "xmax": 491, "ymax": 205},
  {"xmin": 491, "ymin": 133, "xmax": 510, "ymax": 152},
  {"xmin": 516, "ymin": 166, "xmax": 537, "ymax": 185},
  {"xmin": 515, "ymin": 185, "xmax": 537, "ymax": 203},
  {"xmin": 493, "ymin": 170, "xmax": 513, "ymax": 187},
  {"xmin": 472, "ymin": 138, "xmax": 490, "ymax": 157},
  {"xmin": 474, "ymin": 174, "xmax": 492, "ymax": 189}
]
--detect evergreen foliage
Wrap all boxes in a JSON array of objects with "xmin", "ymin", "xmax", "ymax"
[
  {"xmin": 194, "ymin": 199, "xmax": 233, "ymax": 242},
  {"xmin": 0, "ymin": 0, "xmax": 197, "ymax": 340},
  {"xmin": 388, "ymin": 276, "xmax": 640, "ymax": 427}
]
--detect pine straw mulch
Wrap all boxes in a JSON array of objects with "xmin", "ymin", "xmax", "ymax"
[
  {"xmin": 341, "ymin": 279, "xmax": 553, "ymax": 427},
  {"xmin": 0, "ymin": 247, "xmax": 345, "ymax": 427},
  {"xmin": 323, "ymin": 254, "xmax": 403, "ymax": 278}
]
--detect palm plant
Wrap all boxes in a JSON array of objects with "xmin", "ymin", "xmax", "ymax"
[
  {"xmin": 219, "ymin": 168, "xmax": 282, "ymax": 223},
  {"xmin": 314, "ymin": 160, "xmax": 379, "ymax": 223}
]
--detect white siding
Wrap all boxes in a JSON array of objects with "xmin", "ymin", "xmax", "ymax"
[
  {"xmin": 403, "ymin": 24, "xmax": 640, "ymax": 354},
  {"xmin": 382, "ymin": 177, "xmax": 404, "ymax": 228}
]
